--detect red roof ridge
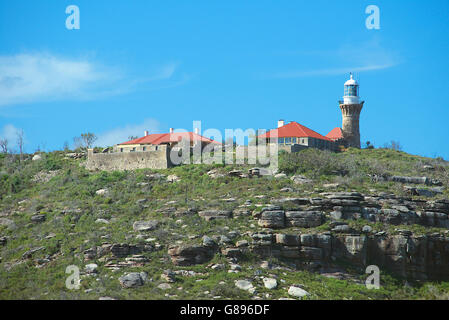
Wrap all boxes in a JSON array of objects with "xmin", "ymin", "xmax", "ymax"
[{"xmin": 258, "ymin": 121, "xmax": 333, "ymax": 141}]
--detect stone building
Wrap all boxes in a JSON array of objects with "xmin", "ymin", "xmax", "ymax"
[
  {"xmin": 86, "ymin": 129, "xmax": 221, "ymax": 171},
  {"xmin": 257, "ymin": 120, "xmax": 338, "ymax": 152}
]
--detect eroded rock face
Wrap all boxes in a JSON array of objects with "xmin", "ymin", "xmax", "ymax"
[
  {"xmin": 258, "ymin": 211, "xmax": 285, "ymax": 228},
  {"xmin": 249, "ymin": 230, "xmax": 449, "ymax": 280},
  {"xmin": 168, "ymin": 245, "xmax": 217, "ymax": 266},
  {"xmin": 285, "ymin": 211, "xmax": 324, "ymax": 228}
]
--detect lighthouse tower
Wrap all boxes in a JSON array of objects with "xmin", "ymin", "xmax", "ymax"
[{"xmin": 339, "ymin": 73, "xmax": 364, "ymax": 148}]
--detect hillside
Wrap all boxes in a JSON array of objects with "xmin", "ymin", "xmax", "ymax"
[{"xmin": 0, "ymin": 148, "xmax": 449, "ymax": 300}]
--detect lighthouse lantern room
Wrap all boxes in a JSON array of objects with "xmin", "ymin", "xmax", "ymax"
[{"xmin": 343, "ymin": 73, "xmax": 360, "ymax": 105}]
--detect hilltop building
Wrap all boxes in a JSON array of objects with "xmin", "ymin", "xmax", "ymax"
[
  {"xmin": 86, "ymin": 74, "xmax": 365, "ymax": 171},
  {"xmin": 257, "ymin": 73, "xmax": 364, "ymax": 151},
  {"xmin": 113, "ymin": 128, "xmax": 221, "ymax": 153}
]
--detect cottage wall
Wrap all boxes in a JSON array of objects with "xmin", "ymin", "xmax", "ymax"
[{"xmin": 86, "ymin": 145, "xmax": 171, "ymax": 171}]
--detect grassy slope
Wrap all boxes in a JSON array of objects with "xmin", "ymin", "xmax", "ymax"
[{"xmin": 0, "ymin": 148, "xmax": 448, "ymax": 300}]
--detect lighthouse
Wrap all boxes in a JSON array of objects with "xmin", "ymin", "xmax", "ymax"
[{"xmin": 339, "ymin": 73, "xmax": 364, "ymax": 148}]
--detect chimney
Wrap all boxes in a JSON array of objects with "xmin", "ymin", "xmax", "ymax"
[
  {"xmin": 169, "ymin": 128, "xmax": 174, "ymax": 133},
  {"xmin": 194, "ymin": 128, "xmax": 199, "ymax": 135},
  {"xmin": 278, "ymin": 119, "xmax": 285, "ymax": 128},
  {"xmin": 144, "ymin": 130, "xmax": 149, "ymax": 136}
]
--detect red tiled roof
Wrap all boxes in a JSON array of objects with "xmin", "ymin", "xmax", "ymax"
[
  {"xmin": 326, "ymin": 127, "xmax": 344, "ymax": 141},
  {"xmin": 258, "ymin": 121, "xmax": 333, "ymax": 141},
  {"xmin": 119, "ymin": 132, "xmax": 222, "ymax": 145}
]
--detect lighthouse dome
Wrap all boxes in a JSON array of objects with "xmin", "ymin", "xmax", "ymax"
[{"xmin": 344, "ymin": 74, "xmax": 358, "ymax": 86}]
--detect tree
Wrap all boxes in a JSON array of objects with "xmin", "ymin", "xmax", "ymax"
[
  {"xmin": 0, "ymin": 138, "xmax": 8, "ymax": 154},
  {"xmin": 74, "ymin": 132, "xmax": 97, "ymax": 150},
  {"xmin": 16, "ymin": 129, "xmax": 24, "ymax": 161},
  {"xmin": 128, "ymin": 135, "xmax": 138, "ymax": 141},
  {"xmin": 384, "ymin": 140, "xmax": 402, "ymax": 151},
  {"xmin": 365, "ymin": 141, "xmax": 374, "ymax": 149}
]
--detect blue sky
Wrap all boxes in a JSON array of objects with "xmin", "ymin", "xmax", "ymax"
[{"xmin": 0, "ymin": 0, "xmax": 448, "ymax": 158}]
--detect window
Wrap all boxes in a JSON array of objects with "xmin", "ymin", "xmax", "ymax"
[
  {"xmin": 131, "ymin": 147, "xmax": 136, "ymax": 152},
  {"xmin": 143, "ymin": 146, "xmax": 146, "ymax": 151},
  {"xmin": 120, "ymin": 148, "xmax": 123, "ymax": 153},
  {"xmin": 285, "ymin": 137, "xmax": 292, "ymax": 145},
  {"xmin": 292, "ymin": 137, "xmax": 297, "ymax": 144},
  {"xmin": 278, "ymin": 138, "xmax": 284, "ymax": 144}
]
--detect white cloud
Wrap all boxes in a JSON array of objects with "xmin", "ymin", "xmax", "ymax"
[
  {"xmin": 269, "ymin": 39, "xmax": 400, "ymax": 79},
  {"xmin": 0, "ymin": 53, "xmax": 188, "ymax": 107},
  {"xmin": 0, "ymin": 53, "xmax": 119, "ymax": 106},
  {"xmin": 95, "ymin": 118, "xmax": 160, "ymax": 147}
]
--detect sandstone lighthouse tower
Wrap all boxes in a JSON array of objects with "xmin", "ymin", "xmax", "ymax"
[{"xmin": 339, "ymin": 73, "xmax": 364, "ymax": 148}]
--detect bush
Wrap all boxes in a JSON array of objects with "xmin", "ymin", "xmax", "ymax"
[{"xmin": 279, "ymin": 148, "xmax": 353, "ymax": 178}]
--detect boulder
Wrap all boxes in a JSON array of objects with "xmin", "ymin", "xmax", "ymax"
[
  {"xmin": 132, "ymin": 220, "xmax": 159, "ymax": 232},
  {"xmin": 0, "ymin": 218, "xmax": 17, "ymax": 230},
  {"xmin": 168, "ymin": 245, "xmax": 216, "ymax": 266},
  {"xmin": 32, "ymin": 154, "xmax": 42, "ymax": 161},
  {"xmin": 263, "ymin": 278, "xmax": 278, "ymax": 289},
  {"xmin": 167, "ymin": 175, "xmax": 181, "ymax": 183},
  {"xmin": 235, "ymin": 280, "xmax": 255, "ymax": 293},
  {"xmin": 288, "ymin": 286, "xmax": 310, "ymax": 298},
  {"xmin": 31, "ymin": 214, "xmax": 46, "ymax": 223},
  {"xmin": 291, "ymin": 175, "xmax": 313, "ymax": 184},
  {"xmin": 95, "ymin": 189, "xmax": 109, "ymax": 196},
  {"xmin": 119, "ymin": 272, "xmax": 148, "ymax": 288}
]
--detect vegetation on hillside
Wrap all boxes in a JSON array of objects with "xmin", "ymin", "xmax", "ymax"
[{"xmin": 0, "ymin": 148, "xmax": 448, "ymax": 300}]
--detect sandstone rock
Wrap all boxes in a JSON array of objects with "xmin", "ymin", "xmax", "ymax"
[
  {"xmin": 288, "ymin": 286, "xmax": 310, "ymax": 298},
  {"xmin": 119, "ymin": 272, "xmax": 148, "ymax": 288},
  {"xmin": 95, "ymin": 189, "xmax": 109, "ymax": 196},
  {"xmin": 132, "ymin": 220, "xmax": 158, "ymax": 232},
  {"xmin": 273, "ymin": 198, "xmax": 310, "ymax": 206},
  {"xmin": 275, "ymin": 234, "xmax": 300, "ymax": 246},
  {"xmin": 22, "ymin": 247, "xmax": 45, "ymax": 259},
  {"xmin": 258, "ymin": 211, "xmax": 285, "ymax": 228},
  {"xmin": 362, "ymin": 225, "xmax": 373, "ymax": 233},
  {"xmin": 168, "ymin": 245, "xmax": 216, "ymax": 266},
  {"xmin": 274, "ymin": 173, "xmax": 287, "ymax": 179},
  {"xmin": 31, "ymin": 214, "xmax": 46, "ymax": 223},
  {"xmin": 110, "ymin": 243, "xmax": 153, "ymax": 258},
  {"xmin": 85, "ymin": 263, "xmax": 98, "ymax": 274},
  {"xmin": 167, "ymin": 175, "xmax": 180, "ymax": 183},
  {"xmin": 235, "ymin": 280, "xmax": 255, "ymax": 293},
  {"xmin": 161, "ymin": 270, "xmax": 176, "ymax": 283},
  {"xmin": 202, "ymin": 235, "xmax": 217, "ymax": 247},
  {"xmin": 32, "ymin": 154, "xmax": 42, "ymax": 161},
  {"xmin": 157, "ymin": 283, "xmax": 172, "ymax": 290},
  {"xmin": 291, "ymin": 175, "xmax": 312, "ymax": 184},
  {"xmin": 236, "ymin": 240, "xmax": 249, "ymax": 248},
  {"xmin": 95, "ymin": 218, "xmax": 109, "ymax": 224},
  {"xmin": 228, "ymin": 170, "xmax": 247, "ymax": 178},
  {"xmin": 263, "ymin": 278, "xmax": 277, "ymax": 289},
  {"xmin": 206, "ymin": 169, "xmax": 225, "ymax": 178},
  {"xmin": 332, "ymin": 224, "xmax": 351, "ymax": 233},
  {"xmin": 198, "ymin": 210, "xmax": 232, "ymax": 221},
  {"xmin": 285, "ymin": 211, "xmax": 324, "ymax": 228}
]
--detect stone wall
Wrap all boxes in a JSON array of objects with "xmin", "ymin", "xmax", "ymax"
[{"xmin": 85, "ymin": 146, "xmax": 171, "ymax": 171}]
